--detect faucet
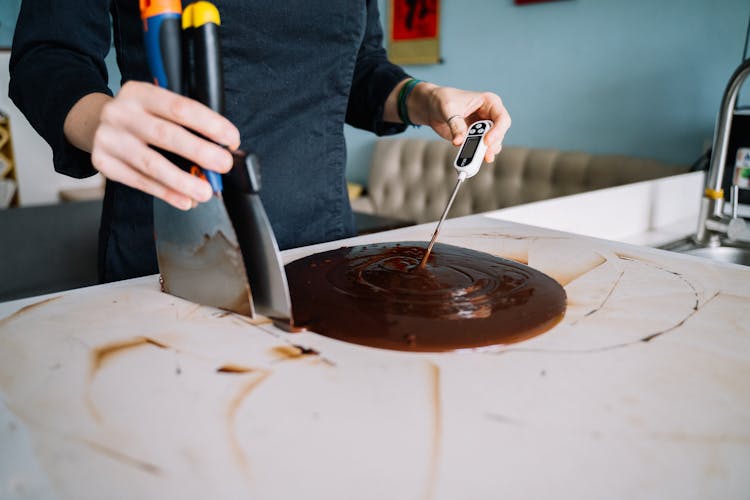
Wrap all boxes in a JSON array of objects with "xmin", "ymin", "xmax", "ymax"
[{"xmin": 695, "ymin": 59, "xmax": 750, "ymax": 246}]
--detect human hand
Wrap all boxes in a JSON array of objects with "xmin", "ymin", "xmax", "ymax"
[
  {"xmin": 89, "ymin": 81, "xmax": 240, "ymax": 210},
  {"xmin": 411, "ymin": 84, "xmax": 511, "ymax": 163}
]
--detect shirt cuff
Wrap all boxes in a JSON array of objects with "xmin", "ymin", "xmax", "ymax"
[
  {"xmin": 51, "ymin": 84, "xmax": 113, "ymax": 179},
  {"xmin": 371, "ymin": 65, "xmax": 411, "ymax": 136}
]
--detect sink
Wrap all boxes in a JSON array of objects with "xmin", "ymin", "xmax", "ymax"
[
  {"xmin": 682, "ymin": 246, "xmax": 750, "ymax": 266},
  {"xmin": 660, "ymin": 237, "xmax": 750, "ymax": 266}
]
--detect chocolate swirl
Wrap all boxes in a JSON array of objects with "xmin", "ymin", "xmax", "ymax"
[{"xmin": 286, "ymin": 242, "xmax": 566, "ymax": 352}]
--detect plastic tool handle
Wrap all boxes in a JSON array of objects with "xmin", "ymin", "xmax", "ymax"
[
  {"xmin": 181, "ymin": 4, "xmax": 196, "ymax": 97},
  {"xmin": 184, "ymin": 1, "xmax": 223, "ymax": 193},
  {"xmin": 454, "ymin": 120, "xmax": 493, "ymax": 179},
  {"xmin": 140, "ymin": 0, "xmax": 183, "ymax": 94},
  {"xmin": 191, "ymin": 2, "xmax": 224, "ymax": 114}
]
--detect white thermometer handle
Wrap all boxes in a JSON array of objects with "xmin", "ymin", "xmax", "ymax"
[{"xmin": 454, "ymin": 120, "xmax": 493, "ymax": 178}]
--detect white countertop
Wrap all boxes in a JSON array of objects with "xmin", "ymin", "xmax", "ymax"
[
  {"xmin": 485, "ymin": 171, "xmax": 705, "ymax": 248},
  {"xmin": 1, "ymin": 212, "xmax": 749, "ymax": 500}
]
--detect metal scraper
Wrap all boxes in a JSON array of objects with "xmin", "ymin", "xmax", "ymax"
[
  {"xmin": 143, "ymin": 0, "xmax": 254, "ymax": 316},
  {"xmin": 223, "ymin": 152, "xmax": 292, "ymax": 322}
]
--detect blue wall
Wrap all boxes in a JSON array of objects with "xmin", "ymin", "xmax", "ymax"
[
  {"xmin": 345, "ymin": 0, "xmax": 750, "ymax": 185},
  {"xmin": 0, "ymin": 1, "xmax": 21, "ymax": 48},
  {"xmin": 3, "ymin": 0, "xmax": 748, "ymax": 187}
]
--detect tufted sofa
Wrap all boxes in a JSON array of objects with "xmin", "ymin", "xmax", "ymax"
[{"xmin": 351, "ymin": 138, "xmax": 689, "ymax": 224}]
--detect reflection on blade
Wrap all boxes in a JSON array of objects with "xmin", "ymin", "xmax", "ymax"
[{"xmin": 154, "ymin": 197, "xmax": 254, "ymax": 317}]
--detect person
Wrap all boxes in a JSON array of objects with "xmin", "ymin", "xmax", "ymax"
[{"xmin": 9, "ymin": 0, "xmax": 511, "ymax": 283}]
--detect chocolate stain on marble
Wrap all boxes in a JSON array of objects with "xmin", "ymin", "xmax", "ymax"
[
  {"xmin": 564, "ymin": 253, "xmax": 706, "ymax": 336},
  {"xmin": 616, "ymin": 255, "xmax": 704, "ymax": 339},
  {"xmin": 617, "ymin": 254, "xmax": 701, "ymax": 309},
  {"xmin": 272, "ymin": 344, "xmax": 319, "ymax": 359},
  {"xmin": 424, "ymin": 362, "xmax": 442, "ymax": 500},
  {"xmin": 270, "ymin": 344, "xmax": 336, "ymax": 367},
  {"xmin": 583, "ymin": 270, "xmax": 625, "ymax": 317},
  {"xmin": 639, "ymin": 291, "xmax": 720, "ymax": 343},
  {"xmin": 554, "ymin": 252, "xmax": 608, "ymax": 288},
  {"xmin": 91, "ymin": 337, "xmax": 169, "ymax": 376},
  {"xmin": 87, "ymin": 337, "xmax": 170, "ymax": 421},
  {"xmin": 488, "ymin": 261, "xmax": 717, "ymax": 356},
  {"xmin": 76, "ymin": 436, "xmax": 163, "ymax": 476},
  {"xmin": 227, "ymin": 369, "xmax": 271, "ymax": 479},
  {"xmin": 0, "ymin": 295, "xmax": 62, "ymax": 327},
  {"xmin": 465, "ymin": 233, "xmax": 532, "ymax": 264},
  {"xmin": 568, "ymin": 268, "xmax": 625, "ymax": 327},
  {"xmin": 490, "ymin": 291, "xmax": 722, "ymax": 357},
  {"xmin": 217, "ymin": 364, "xmax": 256, "ymax": 374},
  {"xmin": 475, "ymin": 232, "xmax": 569, "ymax": 241}
]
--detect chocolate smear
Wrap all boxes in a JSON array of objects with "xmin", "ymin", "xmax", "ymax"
[{"xmin": 286, "ymin": 242, "xmax": 566, "ymax": 352}]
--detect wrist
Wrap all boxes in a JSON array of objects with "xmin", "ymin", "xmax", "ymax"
[
  {"xmin": 64, "ymin": 92, "xmax": 112, "ymax": 153},
  {"xmin": 406, "ymin": 81, "xmax": 438, "ymax": 126}
]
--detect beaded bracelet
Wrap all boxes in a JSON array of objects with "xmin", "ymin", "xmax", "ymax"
[{"xmin": 397, "ymin": 78, "xmax": 422, "ymax": 127}]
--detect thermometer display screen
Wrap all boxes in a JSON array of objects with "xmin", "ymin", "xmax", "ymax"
[{"xmin": 458, "ymin": 136, "xmax": 481, "ymax": 162}]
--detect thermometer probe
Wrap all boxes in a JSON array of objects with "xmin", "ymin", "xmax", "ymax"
[{"xmin": 419, "ymin": 120, "xmax": 493, "ymax": 268}]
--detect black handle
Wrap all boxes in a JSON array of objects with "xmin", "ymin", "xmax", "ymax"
[
  {"xmin": 189, "ymin": 3, "xmax": 224, "ymax": 114},
  {"xmin": 227, "ymin": 151, "xmax": 261, "ymax": 195}
]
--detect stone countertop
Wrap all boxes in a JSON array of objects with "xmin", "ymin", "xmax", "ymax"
[{"xmin": 1, "ymin": 215, "xmax": 749, "ymax": 500}]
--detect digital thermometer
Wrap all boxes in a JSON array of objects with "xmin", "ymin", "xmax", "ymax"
[{"xmin": 454, "ymin": 120, "xmax": 493, "ymax": 179}]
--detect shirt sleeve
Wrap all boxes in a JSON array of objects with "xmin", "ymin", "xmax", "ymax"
[
  {"xmin": 345, "ymin": 0, "xmax": 411, "ymax": 136},
  {"xmin": 9, "ymin": 0, "xmax": 114, "ymax": 179}
]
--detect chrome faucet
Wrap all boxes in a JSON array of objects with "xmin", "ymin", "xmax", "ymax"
[{"xmin": 695, "ymin": 59, "xmax": 750, "ymax": 245}]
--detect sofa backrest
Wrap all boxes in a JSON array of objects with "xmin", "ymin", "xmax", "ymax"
[{"xmin": 367, "ymin": 138, "xmax": 688, "ymax": 223}]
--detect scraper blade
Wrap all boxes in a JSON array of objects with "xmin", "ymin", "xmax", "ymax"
[
  {"xmin": 154, "ymin": 198, "xmax": 255, "ymax": 316},
  {"xmin": 223, "ymin": 152, "xmax": 292, "ymax": 322}
]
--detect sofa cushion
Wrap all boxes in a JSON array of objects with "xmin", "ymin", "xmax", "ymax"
[{"xmin": 366, "ymin": 139, "xmax": 688, "ymax": 223}]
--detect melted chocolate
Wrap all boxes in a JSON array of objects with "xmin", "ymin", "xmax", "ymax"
[{"xmin": 286, "ymin": 242, "xmax": 566, "ymax": 352}]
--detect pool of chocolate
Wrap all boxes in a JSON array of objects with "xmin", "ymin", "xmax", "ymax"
[{"xmin": 286, "ymin": 242, "xmax": 567, "ymax": 352}]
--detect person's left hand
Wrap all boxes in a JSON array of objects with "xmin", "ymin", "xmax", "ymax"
[{"xmin": 413, "ymin": 84, "xmax": 511, "ymax": 163}]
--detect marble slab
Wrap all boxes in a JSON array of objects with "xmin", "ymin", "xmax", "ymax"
[{"xmin": 1, "ymin": 215, "xmax": 749, "ymax": 500}]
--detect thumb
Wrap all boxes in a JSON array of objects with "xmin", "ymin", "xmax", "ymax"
[{"xmin": 447, "ymin": 115, "xmax": 467, "ymax": 146}]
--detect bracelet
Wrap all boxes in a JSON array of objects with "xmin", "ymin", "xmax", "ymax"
[{"xmin": 397, "ymin": 78, "xmax": 422, "ymax": 127}]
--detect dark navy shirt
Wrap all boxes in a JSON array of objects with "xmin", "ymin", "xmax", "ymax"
[{"xmin": 10, "ymin": 0, "xmax": 409, "ymax": 282}]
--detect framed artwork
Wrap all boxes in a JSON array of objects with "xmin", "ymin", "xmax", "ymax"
[{"xmin": 388, "ymin": 0, "xmax": 441, "ymax": 65}]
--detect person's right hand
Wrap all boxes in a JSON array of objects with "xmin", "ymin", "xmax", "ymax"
[{"xmin": 90, "ymin": 81, "xmax": 240, "ymax": 210}]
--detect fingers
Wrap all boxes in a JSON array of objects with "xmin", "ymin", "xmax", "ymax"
[
  {"xmin": 446, "ymin": 115, "xmax": 468, "ymax": 146},
  {"xmin": 120, "ymin": 81, "xmax": 240, "ymax": 151},
  {"xmin": 92, "ymin": 149, "xmax": 196, "ymax": 211},
  {"xmin": 428, "ymin": 87, "xmax": 511, "ymax": 160},
  {"xmin": 91, "ymin": 80, "xmax": 241, "ymax": 208},
  {"xmin": 479, "ymin": 92, "xmax": 511, "ymax": 163},
  {"xmin": 445, "ymin": 92, "xmax": 483, "ymax": 146},
  {"xmin": 122, "ymin": 110, "xmax": 234, "ymax": 175},
  {"xmin": 97, "ymin": 127, "xmax": 213, "ymax": 202}
]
